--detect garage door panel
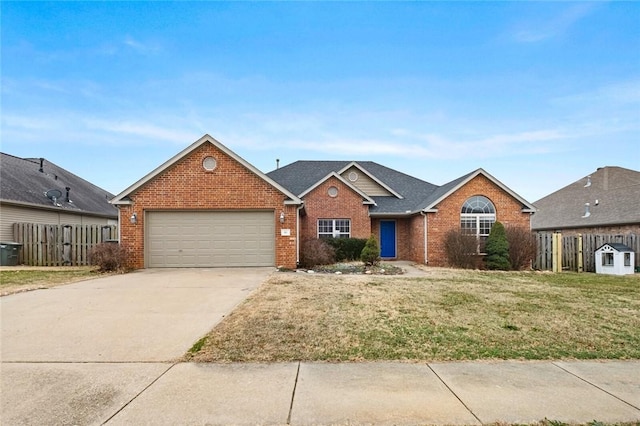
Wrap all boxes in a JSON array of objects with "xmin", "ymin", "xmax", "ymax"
[{"xmin": 147, "ymin": 211, "xmax": 275, "ymax": 267}]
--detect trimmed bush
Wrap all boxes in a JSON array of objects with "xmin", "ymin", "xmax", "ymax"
[
  {"xmin": 485, "ymin": 221, "xmax": 511, "ymax": 271},
  {"xmin": 300, "ymin": 238, "xmax": 336, "ymax": 268},
  {"xmin": 89, "ymin": 242, "xmax": 127, "ymax": 272},
  {"xmin": 360, "ymin": 235, "xmax": 381, "ymax": 266},
  {"xmin": 505, "ymin": 225, "xmax": 536, "ymax": 270},
  {"xmin": 444, "ymin": 229, "xmax": 479, "ymax": 269},
  {"xmin": 326, "ymin": 238, "xmax": 367, "ymax": 262}
]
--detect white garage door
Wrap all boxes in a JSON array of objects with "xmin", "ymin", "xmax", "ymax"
[{"xmin": 147, "ymin": 211, "xmax": 275, "ymax": 267}]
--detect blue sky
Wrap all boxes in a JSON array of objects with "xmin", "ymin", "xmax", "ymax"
[{"xmin": 2, "ymin": 1, "xmax": 639, "ymax": 202}]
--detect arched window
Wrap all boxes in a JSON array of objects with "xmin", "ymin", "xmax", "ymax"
[{"xmin": 461, "ymin": 196, "xmax": 496, "ymax": 253}]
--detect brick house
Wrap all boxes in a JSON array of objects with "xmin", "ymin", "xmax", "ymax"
[
  {"xmin": 112, "ymin": 134, "xmax": 535, "ymax": 269},
  {"xmin": 532, "ymin": 166, "xmax": 640, "ymax": 236}
]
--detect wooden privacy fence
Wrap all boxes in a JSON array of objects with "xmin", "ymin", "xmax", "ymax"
[
  {"xmin": 535, "ymin": 232, "xmax": 639, "ymax": 272},
  {"xmin": 13, "ymin": 223, "xmax": 118, "ymax": 266}
]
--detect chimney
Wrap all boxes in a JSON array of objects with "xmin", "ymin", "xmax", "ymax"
[
  {"xmin": 65, "ymin": 187, "xmax": 71, "ymax": 202},
  {"xmin": 276, "ymin": 158, "xmax": 280, "ymax": 169},
  {"xmin": 39, "ymin": 158, "xmax": 44, "ymax": 173}
]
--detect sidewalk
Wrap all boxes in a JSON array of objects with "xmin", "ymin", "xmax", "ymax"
[{"xmin": 3, "ymin": 360, "xmax": 639, "ymax": 425}]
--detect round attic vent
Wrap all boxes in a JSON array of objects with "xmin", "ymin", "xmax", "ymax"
[
  {"xmin": 202, "ymin": 156, "xmax": 217, "ymax": 171},
  {"xmin": 328, "ymin": 186, "xmax": 338, "ymax": 197},
  {"xmin": 348, "ymin": 171, "xmax": 358, "ymax": 182}
]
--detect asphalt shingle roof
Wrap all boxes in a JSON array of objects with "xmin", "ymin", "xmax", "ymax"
[
  {"xmin": 267, "ymin": 160, "xmax": 441, "ymax": 215},
  {"xmin": 0, "ymin": 153, "xmax": 118, "ymax": 218},
  {"xmin": 531, "ymin": 166, "xmax": 640, "ymax": 230}
]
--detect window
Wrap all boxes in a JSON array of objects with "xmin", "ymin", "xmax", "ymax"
[
  {"xmin": 460, "ymin": 196, "xmax": 496, "ymax": 253},
  {"xmin": 602, "ymin": 252, "xmax": 614, "ymax": 266},
  {"xmin": 318, "ymin": 219, "xmax": 350, "ymax": 238},
  {"xmin": 624, "ymin": 252, "xmax": 631, "ymax": 267}
]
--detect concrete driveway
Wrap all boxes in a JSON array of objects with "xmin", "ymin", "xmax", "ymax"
[
  {"xmin": 1, "ymin": 268, "xmax": 272, "ymax": 425},
  {"xmin": 1, "ymin": 268, "xmax": 272, "ymax": 362}
]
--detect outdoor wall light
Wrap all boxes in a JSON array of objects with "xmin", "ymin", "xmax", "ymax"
[
  {"xmin": 279, "ymin": 211, "xmax": 285, "ymax": 223},
  {"xmin": 130, "ymin": 213, "xmax": 138, "ymax": 224}
]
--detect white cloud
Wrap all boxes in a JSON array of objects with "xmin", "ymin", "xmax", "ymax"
[
  {"xmin": 123, "ymin": 36, "xmax": 161, "ymax": 55},
  {"xmin": 512, "ymin": 3, "xmax": 599, "ymax": 43}
]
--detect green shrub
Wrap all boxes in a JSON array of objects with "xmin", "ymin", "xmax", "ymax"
[
  {"xmin": 89, "ymin": 242, "xmax": 126, "ymax": 272},
  {"xmin": 326, "ymin": 238, "xmax": 367, "ymax": 262},
  {"xmin": 485, "ymin": 221, "xmax": 511, "ymax": 270},
  {"xmin": 360, "ymin": 235, "xmax": 381, "ymax": 266},
  {"xmin": 444, "ymin": 228, "xmax": 480, "ymax": 269},
  {"xmin": 300, "ymin": 239, "xmax": 336, "ymax": 268}
]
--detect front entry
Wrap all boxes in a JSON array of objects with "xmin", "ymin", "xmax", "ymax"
[{"xmin": 380, "ymin": 220, "xmax": 396, "ymax": 258}]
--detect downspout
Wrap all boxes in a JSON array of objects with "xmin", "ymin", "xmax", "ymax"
[
  {"xmin": 296, "ymin": 203, "xmax": 304, "ymax": 267},
  {"xmin": 421, "ymin": 211, "xmax": 428, "ymax": 264}
]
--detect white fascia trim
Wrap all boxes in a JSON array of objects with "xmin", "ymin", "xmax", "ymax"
[
  {"xmin": 421, "ymin": 168, "xmax": 536, "ymax": 213},
  {"xmin": 1, "ymin": 199, "xmax": 118, "ymax": 219},
  {"xmin": 110, "ymin": 134, "xmax": 302, "ymax": 206},
  {"xmin": 337, "ymin": 161, "xmax": 404, "ymax": 199},
  {"xmin": 298, "ymin": 171, "xmax": 376, "ymax": 205}
]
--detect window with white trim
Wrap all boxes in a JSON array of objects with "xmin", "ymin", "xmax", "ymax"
[
  {"xmin": 318, "ymin": 219, "xmax": 351, "ymax": 238},
  {"xmin": 602, "ymin": 252, "xmax": 614, "ymax": 266},
  {"xmin": 460, "ymin": 195, "xmax": 496, "ymax": 253}
]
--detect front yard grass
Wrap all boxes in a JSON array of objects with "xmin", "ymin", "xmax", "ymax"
[
  {"xmin": 187, "ymin": 268, "xmax": 640, "ymax": 362},
  {"xmin": 0, "ymin": 267, "xmax": 105, "ymax": 296}
]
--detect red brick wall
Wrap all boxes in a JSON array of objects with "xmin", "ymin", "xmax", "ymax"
[
  {"xmin": 119, "ymin": 142, "xmax": 298, "ymax": 269},
  {"xmin": 372, "ymin": 217, "xmax": 426, "ymax": 262},
  {"xmin": 426, "ymin": 175, "xmax": 532, "ymax": 266},
  {"xmin": 300, "ymin": 176, "xmax": 371, "ymax": 242}
]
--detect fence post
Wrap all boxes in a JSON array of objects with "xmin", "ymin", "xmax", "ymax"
[
  {"xmin": 552, "ymin": 232, "xmax": 562, "ymax": 273},
  {"xmin": 577, "ymin": 234, "xmax": 583, "ymax": 273}
]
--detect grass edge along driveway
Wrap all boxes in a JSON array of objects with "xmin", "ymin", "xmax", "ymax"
[{"xmin": 187, "ymin": 269, "xmax": 640, "ymax": 362}]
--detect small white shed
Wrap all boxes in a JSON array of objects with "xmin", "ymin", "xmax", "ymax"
[{"xmin": 595, "ymin": 243, "xmax": 635, "ymax": 275}]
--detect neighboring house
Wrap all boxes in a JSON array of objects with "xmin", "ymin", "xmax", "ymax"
[
  {"xmin": 112, "ymin": 134, "xmax": 535, "ymax": 269},
  {"xmin": 0, "ymin": 153, "xmax": 118, "ymax": 241},
  {"xmin": 531, "ymin": 166, "xmax": 640, "ymax": 235}
]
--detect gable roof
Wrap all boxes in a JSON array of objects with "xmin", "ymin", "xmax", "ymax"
[
  {"xmin": 0, "ymin": 152, "xmax": 118, "ymax": 218},
  {"xmin": 532, "ymin": 166, "xmax": 640, "ymax": 231},
  {"xmin": 268, "ymin": 162, "xmax": 535, "ymax": 216},
  {"xmin": 298, "ymin": 172, "xmax": 376, "ymax": 204},
  {"xmin": 110, "ymin": 134, "xmax": 302, "ymax": 205},
  {"xmin": 267, "ymin": 160, "xmax": 439, "ymax": 215},
  {"xmin": 419, "ymin": 168, "xmax": 536, "ymax": 213},
  {"xmin": 596, "ymin": 243, "xmax": 634, "ymax": 252}
]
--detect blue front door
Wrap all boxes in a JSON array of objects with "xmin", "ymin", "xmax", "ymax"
[{"xmin": 380, "ymin": 220, "xmax": 396, "ymax": 258}]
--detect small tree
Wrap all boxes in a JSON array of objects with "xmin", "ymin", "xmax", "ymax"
[
  {"xmin": 360, "ymin": 234, "xmax": 381, "ymax": 266},
  {"xmin": 485, "ymin": 221, "xmax": 511, "ymax": 270}
]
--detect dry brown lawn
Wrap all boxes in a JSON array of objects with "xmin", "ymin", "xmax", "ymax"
[
  {"xmin": 0, "ymin": 267, "xmax": 108, "ymax": 296},
  {"xmin": 187, "ymin": 268, "xmax": 640, "ymax": 362}
]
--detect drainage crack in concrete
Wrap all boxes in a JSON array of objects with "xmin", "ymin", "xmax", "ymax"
[
  {"xmin": 427, "ymin": 363, "xmax": 483, "ymax": 425},
  {"xmin": 100, "ymin": 362, "xmax": 178, "ymax": 425},
  {"xmin": 286, "ymin": 361, "xmax": 301, "ymax": 425},
  {"xmin": 551, "ymin": 362, "xmax": 640, "ymax": 412}
]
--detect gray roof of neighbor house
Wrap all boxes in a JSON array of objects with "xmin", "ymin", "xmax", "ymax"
[
  {"xmin": 531, "ymin": 166, "xmax": 640, "ymax": 231},
  {"xmin": 267, "ymin": 161, "xmax": 535, "ymax": 216},
  {"xmin": 0, "ymin": 153, "xmax": 118, "ymax": 218}
]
